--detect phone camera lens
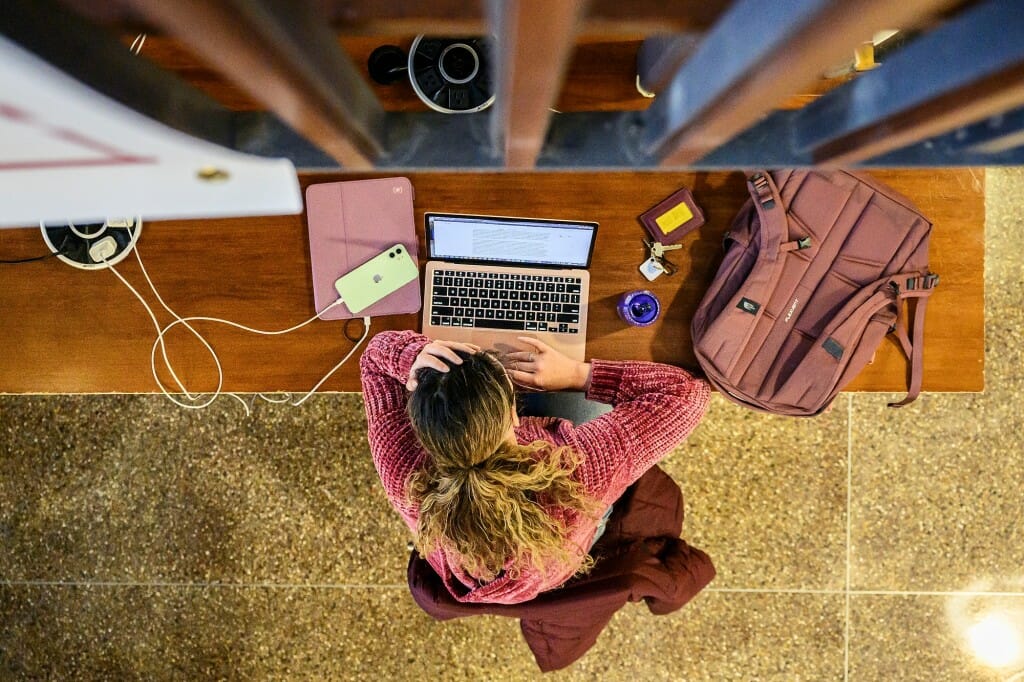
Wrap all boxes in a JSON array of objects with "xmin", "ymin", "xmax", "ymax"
[
  {"xmin": 395, "ymin": 247, "xmax": 402, "ymax": 253},
  {"xmin": 389, "ymin": 252, "xmax": 395, "ymax": 258}
]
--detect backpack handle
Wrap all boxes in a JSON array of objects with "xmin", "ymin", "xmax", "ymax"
[{"xmin": 746, "ymin": 173, "xmax": 789, "ymax": 260}]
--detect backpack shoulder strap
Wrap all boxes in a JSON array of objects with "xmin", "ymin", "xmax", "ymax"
[{"xmin": 888, "ymin": 274, "xmax": 940, "ymax": 408}]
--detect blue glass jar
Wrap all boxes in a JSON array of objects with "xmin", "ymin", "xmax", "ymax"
[{"xmin": 616, "ymin": 290, "xmax": 661, "ymax": 327}]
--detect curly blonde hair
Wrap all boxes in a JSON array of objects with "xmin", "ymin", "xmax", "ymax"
[{"xmin": 406, "ymin": 350, "xmax": 598, "ymax": 581}]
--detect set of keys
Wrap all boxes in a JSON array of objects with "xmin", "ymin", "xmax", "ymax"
[{"xmin": 639, "ymin": 238, "xmax": 683, "ymax": 281}]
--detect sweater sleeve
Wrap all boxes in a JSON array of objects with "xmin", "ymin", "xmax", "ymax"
[
  {"xmin": 359, "ymin": 330, "xmax": 432, "ymax": 522},
  {"xmin": 569, "ymin": 360, "xmax": 710, "ymax": 505}
]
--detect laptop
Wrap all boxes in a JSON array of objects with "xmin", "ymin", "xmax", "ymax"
[{"xmin": 421, "ymin": 212, "xmax": 598, "ymax": 361}]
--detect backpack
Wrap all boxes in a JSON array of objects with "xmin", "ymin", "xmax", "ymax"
[{"xmin": 691, "ymin": 170, "xmax": 938, "ymax": 416}]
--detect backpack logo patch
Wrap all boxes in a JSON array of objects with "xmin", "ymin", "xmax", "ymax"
[
  {"xmin": 736, "ymin": 297, "xmax": 761, "ymax": 315},
  {"xmin": 823, "ymin": 337, "xmax": 845, "ymax": 360},
  {"xmin": 784, "ymin": 298, "xmax": 800, "ymax": 323}
]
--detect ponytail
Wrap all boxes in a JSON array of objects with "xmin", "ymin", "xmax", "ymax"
[
  {"xmin": 406, "ymin": 349, "xmax": 598, "ymax": 580},
  {"xmin": 408, "ymin": 442, "xmax": 597, "ymax": 580}
]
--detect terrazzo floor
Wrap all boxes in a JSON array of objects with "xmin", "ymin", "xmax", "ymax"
[{"xmin": 2, "ymin": 169, "xmax": 1022, "ymax": 680}]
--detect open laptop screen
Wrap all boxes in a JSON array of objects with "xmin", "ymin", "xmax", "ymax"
[{"xmin": 427, "ymin": 213, "xmax": 597, "ymax": 268}]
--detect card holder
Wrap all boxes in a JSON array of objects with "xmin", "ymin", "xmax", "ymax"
[{"xmin": 638, "ymin": 187, "xmax": 705, "ymax": 245}]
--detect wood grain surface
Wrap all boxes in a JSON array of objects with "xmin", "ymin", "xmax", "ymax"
[{"xmin": 0, "ymin": 169, "xmax": 983, "ymax": 394}]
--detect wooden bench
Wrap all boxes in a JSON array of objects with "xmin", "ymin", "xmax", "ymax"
[{"xmin": 0, "ymin": 169, "xmax": 983, "ymax": 394}]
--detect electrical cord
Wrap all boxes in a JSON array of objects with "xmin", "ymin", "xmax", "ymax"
[
  {"xmin": 103, "ymin": 245, "xmax": 371, "ymax": 415},
  {"xmin": 0, "ymin": 233, "xmax": 72, "ymax": 264},
  {"xmin": 98, "ymin": 37, "xmax": 369, "ymax": 413},
  {"xmin": 0, "ymin": 251, "xmax": 64, "ymax": 265}
]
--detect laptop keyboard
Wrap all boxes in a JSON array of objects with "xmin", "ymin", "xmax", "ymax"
[{"xmin": 429, "ymin": 269, "xmax": 582, "ymax": 334}]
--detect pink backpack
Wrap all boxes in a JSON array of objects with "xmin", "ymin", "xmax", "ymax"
[{"xmin": 691, "ymin": 170, "xmax": 938, "ymax": 416}]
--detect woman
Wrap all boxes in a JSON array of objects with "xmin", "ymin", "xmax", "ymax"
[{"xmin": 360, "ymin": 330, "xmax": 710, "ymax": 605}]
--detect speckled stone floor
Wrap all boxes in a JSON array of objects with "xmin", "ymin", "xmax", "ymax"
[{"xmin": 2, "ymin": 169, "xmax": 1022, "ymax": 681}]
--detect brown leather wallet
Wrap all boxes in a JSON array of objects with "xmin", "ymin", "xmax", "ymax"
[{"xmin": 639, "ymin": 187, "xmax": 705, "ymax": 245}]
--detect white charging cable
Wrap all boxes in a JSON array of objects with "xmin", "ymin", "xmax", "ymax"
[
  {"xmin": 107, "ymin": 35, "xmax": 370, "ymax": 412},
  {"xmin": 104, "ymin": 245, "xmax": 371, "ymax": 415}
]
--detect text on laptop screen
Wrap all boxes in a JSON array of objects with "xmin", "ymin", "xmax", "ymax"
[{"xmin": 428, "ymin": 214, "xmax": 596, "ymax": 267}]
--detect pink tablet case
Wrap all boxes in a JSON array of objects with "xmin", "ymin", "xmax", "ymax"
[{"xmin": 306, "ymin": 177, "xmax": 421, "ymax": 319}]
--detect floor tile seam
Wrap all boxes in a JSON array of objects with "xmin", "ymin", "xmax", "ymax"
[
  {"xmin": 4, "ymin": 580, "xmax": 1022, "ymax": 598},
  {"xmin": 845, "ymin": 393, "xmax": 853, "ymax": 682},
  {"xmin": 0, "ymin": 582, "xmax": 847, "ymax": 595},
  {"xmin": 696, "ymin": 581, "xmax": 1024, "ymax": 593},
  {"xmin": 706, "ymin": 587, "xmax": 845, "ymax": 595},
  {"xmin": 851, "ymin": 589, "xmax": 1024, "ymax": 598},
  {"xmin": 708, "ymin": 585, "xmax": 1024, "ymax": 593},
  {"xmin": 678, "ymin": 587, "xmax": 1024, "ymax": 597},
  {"xmin": 0, "ymin": 580, "xmax": 407, "ymax": 590}
]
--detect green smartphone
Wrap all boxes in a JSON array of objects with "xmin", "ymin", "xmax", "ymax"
[{"xmin": 333, "ymin": 244, "xmax": 419, "ymax": 314}]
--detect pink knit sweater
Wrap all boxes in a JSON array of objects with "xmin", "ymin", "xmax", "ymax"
[{"xmin": 359, "ymin": 330, "xmax": 710, "ymax": 604}]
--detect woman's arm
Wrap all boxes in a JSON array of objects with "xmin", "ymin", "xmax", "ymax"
[
  {"xmin": 359, "ymin": 331, "xmax": 431, "ymax": 516},
  {"xmin": 359, "ymin": 330, "xmax": 429, "ymax": 425},
  {"xmin": 571, "ymin": 359, "xmax": 710, "ymax": 502},
  {"xmin": 504, "ymin": 336, "xmax": 710, "ymax": 505}
]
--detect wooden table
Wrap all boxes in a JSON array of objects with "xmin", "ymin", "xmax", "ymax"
[{"xmin": 0, "ymin": 169, "xmax": 983, "ymax": 394}]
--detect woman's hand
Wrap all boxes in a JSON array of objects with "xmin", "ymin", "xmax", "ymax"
[
  {"xmin": 503, "ymin": 337, "xmax": 591, "ymax": 391},
  {"xmin": 407, "ymin": 340, "xmax": 480, "ymax": 391}
]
